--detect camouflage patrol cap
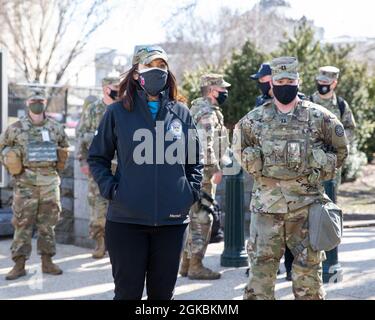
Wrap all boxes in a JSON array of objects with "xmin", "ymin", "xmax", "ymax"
[
  {"xmin": 270, "ymin": 56, "xmax": 299, "ymax": 81},
  {"xmin": 132, "ymin": 44, "xmax": 168, "ymax": 65},
  {"xmin": 200, "ymin": 73, "xmax": 231, "ymax": 88},
  {"xmin": 316, "ymin": 66, "xmax": 340, "ymax": 82},
  {"xmin": 27, "ymin": 89, "xmax": 47, "ymax": 101},
  {"xmin": 102, "ymin": 76, "xmax": 120, "ymax": 86}
]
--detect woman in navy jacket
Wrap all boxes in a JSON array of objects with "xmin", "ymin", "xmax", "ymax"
[{"xmin": 87, "ymin": 45, "xmax": 203, "ymax": 300}]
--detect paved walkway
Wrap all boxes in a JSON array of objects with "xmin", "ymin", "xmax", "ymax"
[{"xmin": 1, "ymin": 227, "xmax": 375, "ymax": 300}]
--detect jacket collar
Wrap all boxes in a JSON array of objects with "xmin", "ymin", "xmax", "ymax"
[{"xmin": 135, "ymin": 88, "xmax": 171, "ymax": 127}]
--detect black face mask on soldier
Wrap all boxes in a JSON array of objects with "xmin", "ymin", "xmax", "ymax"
[
  {"xmin": 317, "ymin": 83, "xmax": 332, "ymax": 95},
  {"xmin": 138, "ymin": 67, "xmax": 168, "ymax": 96},
  {"xmin": 216, "ymin": 91, "xmax": 228, "ymax": 105},
  {"xmin": 272, "ymin": 84, "xmax": 298, "ymax": 105},
  {"xmin": 108, "ymin": 89, "xmax": 119, "ymax": 100},
  {"xmin": 258, "ymin": 81, "xmax": 271, "ymax": 96}
]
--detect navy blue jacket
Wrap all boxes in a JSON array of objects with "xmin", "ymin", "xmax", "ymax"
[{"xmin": 87, "ymin": 90, "xmax": 203, "ymax": 226}]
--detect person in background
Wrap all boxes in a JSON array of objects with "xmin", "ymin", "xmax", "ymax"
[
  {"xmin": 310, "ymin": 66, "xmax": 356, "ymax": 203},
  {"xmin": 250, "ymin": 62, "xmax": 274, "ymax": 107},
  {"xmin": 179, "ymin": 73, "xmax": 231, "ymax": 280},
  {"xmin": 77, "ymin": 76, "xmax": 120, "ymax": 259},
  {"xmin": 0, "ymin": 90, "xmax": 70, "ymax": 280}
]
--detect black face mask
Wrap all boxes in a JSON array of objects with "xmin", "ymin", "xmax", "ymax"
[
  {"xmin": 109, "ymin": 89, "xmax": 119, "ymax": 100},
  {"xmin": 138, "ymin": 67, "xmax": 168, "ymax": 96},
  {"xmin": 29, "ymin": 102, "xmax": 46, "ymax": 115},
  {"xmin": 258, "ymin": 81, "xmax": 271, "ymax": 96},
  {"xmin": 216, "ymin": 91, "xmax": 228, "ymax": 105},
  {"xmin": 272, "ymin": 84, "xmax": 298, "ymax": 105},
  {"xmin": 317, "ymin": 83, "xmax": 331, "ymax": 95}
]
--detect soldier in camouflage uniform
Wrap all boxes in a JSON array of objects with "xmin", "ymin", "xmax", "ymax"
[
  {"xmin": 0, "ymin": 90, "xmax": 70, "ymax": 280},
  {"xmin": 251, "ymin": 62, "xmax": 295, "ymax": 281},
  {"xmin": 82, "ymin": 95, "xmax": 98, "ymax": 113},
  {"xmin": 179, "ymin": 74, "xmax": 231, "ymax": 280},
  {"xmin": 77, "ymin": 77, "xmax": 119, "ymax": 259},
  {"xmin": 310, "ymin": 66, "xmax": 357, "ymax": 202},
  {"xmin": 234, "ymin": 57, "xmax": 349, "ymax": 300}
]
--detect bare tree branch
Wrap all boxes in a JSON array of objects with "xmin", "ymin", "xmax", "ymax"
[{"xmin": 0, "ymin": 0, "xmax": 112, "ymax": 84}]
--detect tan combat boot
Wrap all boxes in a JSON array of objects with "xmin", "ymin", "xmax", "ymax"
[
  {"xmin": 92, "ymin": 236, "xmax": 106, "ymax": 259},
  {"xmin": 179, "ymin": 252, "xmax": 190, "ymax": 277},
  {"xmin": 41, "ymin": 255, "xmax": 63, "ymax": 275},
  {"xmin": 187, "ymin": 255, "xmax": 221, "ymax": 280},
  {"xmin": 5, "ymin": 256, "xmax": 27, "ymax": 280}
]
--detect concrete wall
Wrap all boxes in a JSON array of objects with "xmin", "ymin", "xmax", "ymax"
[
  {"xmin": 73, "ymin": 149, "xmax": 95, "ymax": 248},
  {"xmin": 55, "ymin": 154, "xmax": 75, "ymax": 245}
]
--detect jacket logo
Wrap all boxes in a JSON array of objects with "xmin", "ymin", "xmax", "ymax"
[
  {"xmin": 168, "ymin": 119, "xmax": 182, "ymax": 140},
  {"xmin": 335, "ymin": 125, "xmax": 344, "ymax": 137},
  {"xmin": 169, "ymin": 214, "xmax": 182, "ymax": 218}
]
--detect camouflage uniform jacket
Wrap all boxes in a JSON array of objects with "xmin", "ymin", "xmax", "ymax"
[
  {"xmin": 311, "ymin": 92, "xmax": 356, "ymax": 144},
  {"xmin": 234, "ymin": 99, "xmax": 349, "ymax": 214},
  {"xmin": 190, "ymin": 97, "xmax": 230, "ymax": 177},
  {"xmin": 77, "ymin": 99, "xmax": 107, "ymax": 163},
  {"xmin": 0, "ymin": 115, "xmax": 69, "ymax": 186}
]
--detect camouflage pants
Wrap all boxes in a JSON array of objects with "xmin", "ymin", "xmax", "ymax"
[
  {"xmin": 244, "ymin": 205, "xmax": 326, "ymax": 300},
  {"xmin": 11, "ymin": 182, "xmax": 61, "ymax": 261},
  {"xmin": 184, "ymin": 177, "xmax": 216, "ymax": 259},
  {"xmin": 87, "ymin": 174, "xmax": 108, "ymax": 239}
]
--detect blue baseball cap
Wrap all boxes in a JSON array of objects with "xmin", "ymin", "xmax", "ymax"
[{"xmin": 250, "ymin": 63, "xmax": 272, "ymax": 80}]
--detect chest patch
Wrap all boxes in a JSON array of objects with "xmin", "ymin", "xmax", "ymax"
[
  {"xmin": 335, "ymin": 125, "xmax": 344, "ymax": 137},
  {"xmin": 168, "ymin": 119, "xmax": 183, "ymax": 140}
]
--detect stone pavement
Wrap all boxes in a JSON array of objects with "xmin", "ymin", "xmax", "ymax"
[{"xmin": 1, "ymin": 227, "xmax": 375, "ymax": 300}]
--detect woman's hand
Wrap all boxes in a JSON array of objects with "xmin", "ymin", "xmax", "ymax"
[
  {"xmin": 80, "ymin": 165, "xmax": 90, "ymax": 176},
  {"xmin": 212, "ymin": 171, "xmax": 223, "ymax": 185}
]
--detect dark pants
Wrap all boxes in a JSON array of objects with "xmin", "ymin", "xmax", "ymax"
[
  {"xmin": 284, "ymin": 245, "xmax": 294, "ymax": 274},
  {"xmin": 105, "ymin": 220, "xmax": 187, "ymax": 300}
]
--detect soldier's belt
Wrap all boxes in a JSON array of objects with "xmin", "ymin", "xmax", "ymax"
[
  {"xmin": 22, "ymin": 167, "xmax": 57, "ymax": 175},
  {"xmin": 258, "ymin": 174, "xmax": 312, "ymax": 184},
  {"xmin": 24, "ymin": 164, "xmax": 57, "ymax": 170},
  {"xmin": 261, "ymin": 168, "xmax": 313, "ymax": 181}
]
